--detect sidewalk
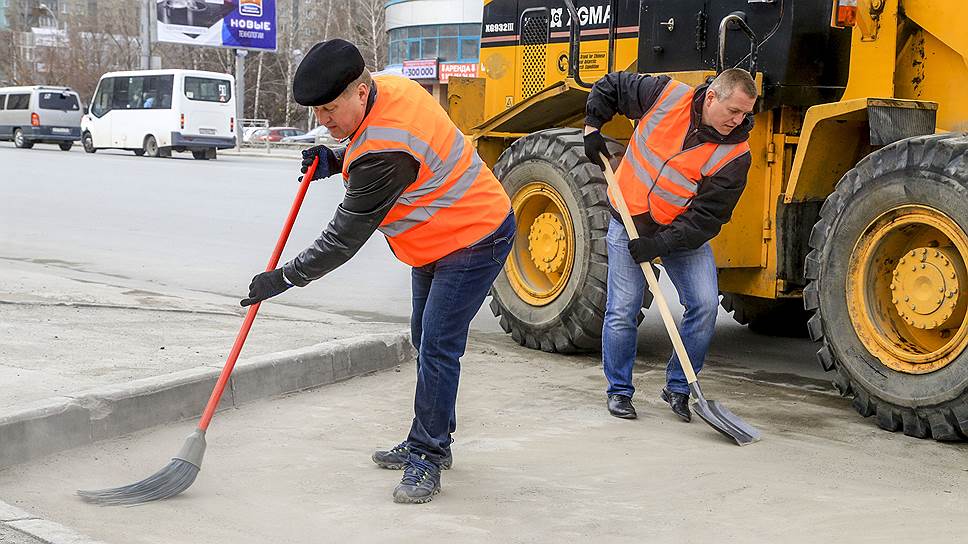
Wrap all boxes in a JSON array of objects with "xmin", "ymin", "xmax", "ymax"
[
  {"xmin": 3, "ymin": 331, "xmax": 966, "ymax": 543},
  {"xmin": 0, "ymin": 258, "xmax": 412, "ymax": 469}
]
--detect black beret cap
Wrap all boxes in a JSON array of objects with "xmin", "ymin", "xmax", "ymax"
[{"xmin": 293, "ymin": 39, "xmax": 365, "ymax": 107}]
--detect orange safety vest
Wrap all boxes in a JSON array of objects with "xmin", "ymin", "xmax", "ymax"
[
  {"xmin": 609, "ymin": 80, "xmax": 750, "ymax": 225},
  {"xmin": 342, "ymin": 75, "xmax": 511, "ymax": 267}
]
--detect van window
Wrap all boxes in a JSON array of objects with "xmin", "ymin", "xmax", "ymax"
[
  {"xmin": 107, "ymin": 75, "xmax": 176, "ymax": 110},
  {"xmin": 7, "ymin": 94, "xmax": 30, "ymax": 110},
  {"xmin": 39, "ymin": 91, "xmax": 80, "ymax": 110},
  {"xmin": 184, "ymin": 77, "xmax": 231, "ymax": 103},
  {"xmin": 0, "ymin": 95, "xmax": 6, "ymax": 110},
  {"xmin": 91, "ymin": 78, "xmax": 115, "ymax": 117},
  {"xmin": 141, "ymin": 75, "xmax": 174, "ymax": 109},
  {"xmin": 111, "ymin": 76, "xmax": 135, "ymax": 110}
]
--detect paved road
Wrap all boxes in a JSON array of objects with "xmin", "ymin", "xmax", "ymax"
[
  {"xmin": 2, "ymin": 141, "xmax": 964, "ymax": 542},
  {"xmin": 0, "ymin": 143, "xmax": 827, "ymax": 384},
  {"xmin": 1, "ymin": 145, "xmax": 416, "ymax": 325}
]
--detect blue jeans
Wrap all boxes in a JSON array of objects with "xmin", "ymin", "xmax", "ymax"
[
  {"xmin": 602, "ymin": 217, "xmax": 719, "ymax": 397},
  {"xmin": 406, "ymin": 212, "xmax": 515, "ymax": 465}
]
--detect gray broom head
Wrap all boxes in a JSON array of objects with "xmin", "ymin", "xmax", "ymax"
[{"xmin": 78, "ymin": 429, "xmax": 206, "ymax": 506}]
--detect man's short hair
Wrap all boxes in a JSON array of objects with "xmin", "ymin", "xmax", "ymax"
[
  {"xmin": 709, "ymin": 68, "xmax": 757, "ymax": 101},
  {"xmin": 340, "ymin": 69, "xmax": 373, "ymax": 99}
]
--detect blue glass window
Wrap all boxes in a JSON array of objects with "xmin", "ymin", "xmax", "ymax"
[{"xmin": 387, "ymin": 23, "xmax": 482, "ymax": 65}]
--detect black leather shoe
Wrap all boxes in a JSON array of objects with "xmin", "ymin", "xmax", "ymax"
[
  {"xmin": 660, "ymin": 388, "xmax": 692, "ymax": 422},
  {"xmin": 607, "ymin": 394, "xmax": 637, "ymax": 419}
]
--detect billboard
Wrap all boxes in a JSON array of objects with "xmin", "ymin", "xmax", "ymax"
[
  {"xmin": 402, "ymin": 59, "xmax": 439, "ymax": 80},
  {"xmin": 156, "ymin": 0, "xmax": 277, "ymax": 51},
  {"xmin": 438, "ymin": 63, "xmax": 478, "ymax": 83}
]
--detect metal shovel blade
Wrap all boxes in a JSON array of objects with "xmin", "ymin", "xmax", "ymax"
[{"xmin": 689, "ymin": 383, "xmax": 762, "ymax": 446}]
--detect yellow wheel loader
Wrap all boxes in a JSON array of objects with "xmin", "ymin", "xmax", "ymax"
[{"xmin": 448, "ymin": 0, "xmax": 968, "ymax": 440}]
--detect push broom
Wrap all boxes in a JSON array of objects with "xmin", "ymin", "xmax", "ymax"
[{"xmin": 78, "ymin": 157, "xmax": 320, "ymax": 505}]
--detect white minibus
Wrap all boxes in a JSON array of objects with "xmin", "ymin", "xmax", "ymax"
[{"xmin": 82, "ymin": 69, "xmax": 236, "ymax": 159}]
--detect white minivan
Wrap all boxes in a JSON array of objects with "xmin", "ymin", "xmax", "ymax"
[{"xmin": 82, "ymin": 69, "xmax": 236, "ymax": 159}]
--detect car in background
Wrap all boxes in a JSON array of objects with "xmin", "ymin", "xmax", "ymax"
[
  {"xmin": 0, "ymin": 85, "xmax": 83, "ymax": 150},
  {"xmin": 82, "ymin": 69, "xmax": 236, "ymax": 160},
  {"xmin": 249, "ymin": 126, "xmax": 304, "ymax": 143},
  {"xmin": 280, "ymin": 125, "xmax": 337, "ymax": 146},
  {"xmin": 242, "ymin": 126, "xmax": 265, "ymax": 143}
]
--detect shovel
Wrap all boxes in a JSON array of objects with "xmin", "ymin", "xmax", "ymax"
[{"xmin": 600, "ymin": 154, "xmax": 761, "ymax": 446}]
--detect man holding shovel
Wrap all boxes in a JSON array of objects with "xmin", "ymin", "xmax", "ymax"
[
  {"xmin": 583, "ymin": 68, "xmax": 756, "ymax": 422},
  {"xmin": 241, "ymin": 39, "xmax": 513, "ymax": 503}
]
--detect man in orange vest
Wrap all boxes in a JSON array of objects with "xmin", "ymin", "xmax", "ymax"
[
  {"xmin": 583, "ymin": 68, "xmax": 756, "ymax": 422},
  {"xmin": 241, "ymin": 40, "xmax": 513, "ymax": 504}
]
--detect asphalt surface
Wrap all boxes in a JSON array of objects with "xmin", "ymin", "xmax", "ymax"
[
  {"xmin": 0, "ymin": 143, "xmax": 827, "ymax": 383},
  {"xmin": 1, "ymin": 333, "xmax": 965, "ymax": 543},
  {"xmin": 1, "ymin": 144, "xmax": 416, "ymax": 326},
  {"xmin": 9, "ymin": 142, "xmax": 954, "ymax": 542}
]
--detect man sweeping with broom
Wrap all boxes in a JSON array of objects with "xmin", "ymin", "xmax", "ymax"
[{"xmin": 240, "ymin": 40, "xmax": 513, "ymax": 504}]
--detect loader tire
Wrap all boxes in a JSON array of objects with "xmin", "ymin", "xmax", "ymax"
[
  {"xmin": 489, "ymin": 128, "xmax": 637, "ymax": 353},
  {"xmin": 720, "ymin": 293, "xmax": 809, "ymax": 337},
  {"xmin": 805, "ymin": 133, "xmax": 968, "ymax": 441}
]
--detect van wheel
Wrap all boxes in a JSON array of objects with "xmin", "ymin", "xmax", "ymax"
[
  {"xmin": 82, "ymin": 132, "xmax": 96, "ymax": 153},
  {"xmin": 59, "ymin": 142, "xmax": 73, "ymax": 151},
  {"xmin": 144, "ymin": 135, "xmax": 159, "ymax": 157},
  {"xmin": 133, "ymin": 149, "xmax": 145, "ymax": 156},
  {"xmin": 14, "ymin": 129, "xmax": 33, "ymax": 149},
  {"xmin": 192, "ymin": 150, "xmax": 209, "ymax": 160}
]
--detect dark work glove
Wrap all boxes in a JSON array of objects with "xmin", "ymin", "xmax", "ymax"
[
  {"xmin": 583, "ymin": 129, "xmax": 610, "ymax": 171},
  {"xmin": 298, "ymin": 145, "xmax": 337, "ymax": 183},
  {"xmin": 240, "ymin": 268, "xmax": 291, "ymax": 307},
  {"xmin": 627, "ymin": 237, "xmax": 661, "ymax": 264}
]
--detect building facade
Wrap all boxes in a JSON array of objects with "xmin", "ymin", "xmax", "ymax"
[{"xmin": 384, "ymin": 0, "xmax": 482, "ymax": 105}]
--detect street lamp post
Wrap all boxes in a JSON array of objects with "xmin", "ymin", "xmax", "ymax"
[
  {"xmin": 36, "ymin": 3, "xmax": 58, "ymax": 29},
  {"xmin": 140, "ymin": 0, "xmax": 152, "ymax": 69}
]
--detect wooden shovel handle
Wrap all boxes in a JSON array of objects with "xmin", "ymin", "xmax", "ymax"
[{"xmin": 600, "ymin": 154, "xmax": 698, "ymax": 385}]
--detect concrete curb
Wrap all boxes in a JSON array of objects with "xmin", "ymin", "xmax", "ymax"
[
  {"xmin": 0, "ymin": 500, "xmax": 107, "ymax": 543},
  {"xmin": 0, "ymin": 332, "xmax": 413, "ymax": 470},
  {"xmin": 221, "ymin": 149, "xmax": 303, "ymax": 160}
]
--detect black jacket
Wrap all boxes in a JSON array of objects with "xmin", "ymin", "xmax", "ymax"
[
  {"xmin": 585, "ymin": 72, "xmax": 753, "ymax": 258},
  {"xmin": 282, "ymin": 83, "xmax": 420, "ymax": 287}
]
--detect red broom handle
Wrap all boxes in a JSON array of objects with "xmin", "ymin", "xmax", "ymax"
[{"xmin": 197, "ymin": 157, "xmax": 319, "ymax": 431}]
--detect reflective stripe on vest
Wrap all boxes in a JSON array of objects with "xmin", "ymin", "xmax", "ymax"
[
  {"xmin": 342, "ymin": 75, "xmax": 510, "ymax": 267},
  {"xmin": 346, "ymin": 125, "xmax": 484, "ymax": 236},
  {"xmin": 611, "ymin": 80, "xmax": 750, "ymax": 225}
]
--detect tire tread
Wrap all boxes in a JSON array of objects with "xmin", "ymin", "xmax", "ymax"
[{"xmin": 806, "ymin": 133, "xmax": 968, "ymax": 441}]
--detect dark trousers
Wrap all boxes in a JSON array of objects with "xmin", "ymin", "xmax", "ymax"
[{"xmin": 406, "ymin": 212, "xmax": 515, "ymax": 465}]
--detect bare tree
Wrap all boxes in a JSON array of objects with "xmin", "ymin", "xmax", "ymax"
[
  {"xmin": 352, "ymin": 0, "xmax": 387, "ymax": 70},
  {"xmin": 0, "ymin": 0, "xmax": 388, "ymax": 126}
]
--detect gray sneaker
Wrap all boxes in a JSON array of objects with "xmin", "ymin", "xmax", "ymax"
[
  {"xmin": 393, "ymin": 454, "xmax": 441, "ymax": 504},
  {"xmin": 372, "ymin": 442, "xmax": 453, "ymax": 470}
]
